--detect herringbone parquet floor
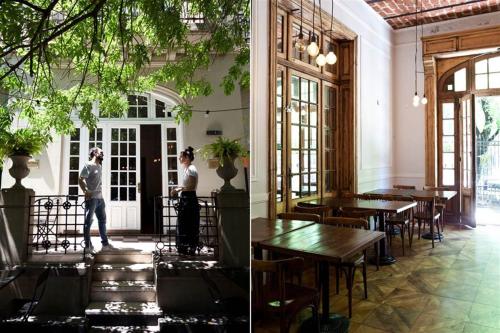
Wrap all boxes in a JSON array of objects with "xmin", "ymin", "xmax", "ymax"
[{"xmin": 253, "ymin": 224, "xmax": 500, "ymax": 333}]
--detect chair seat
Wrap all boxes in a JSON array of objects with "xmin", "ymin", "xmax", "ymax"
[
  {"xmin": 414, "ymin": 212, "xmax": 440, "ymax": 220},
  {"xmin": 385, "ymin": 215, "xmax": 409, "ymax": 225},
  {"xmin": 261, "ymin": 283, "xmax": 319, "ymax": 314}
]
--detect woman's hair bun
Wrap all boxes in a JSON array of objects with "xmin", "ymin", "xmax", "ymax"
[{"xmin": 187, "ymin": 146, "xmax": 194, "ymax": 152}]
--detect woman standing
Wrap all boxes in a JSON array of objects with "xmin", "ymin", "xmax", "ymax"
[{"xmin": 171, "ymin": 146, "xmax": 200, "ymax": 255}]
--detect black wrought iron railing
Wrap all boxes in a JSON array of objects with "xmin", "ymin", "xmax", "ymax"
[
  {"xmin": 153, "ymin": 195, "xmax": 219, "ymax": 258},
  {"xmin": 28, "ymin": 195, "xmax": 86, "ymax": 255}
]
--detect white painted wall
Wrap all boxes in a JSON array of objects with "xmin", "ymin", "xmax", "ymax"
[
  {"xmin": 392, "ymin": 12, "xmax": 500, "ymax": 189},
  {"xmin": 1, "ymin": 56, "xmax": 249, "ymax": 199}
]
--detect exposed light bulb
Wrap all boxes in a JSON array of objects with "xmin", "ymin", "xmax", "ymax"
[
  {"xmin": 316, "ymin": 53, "xmax": 326, "ymax": 66},
  {"xmin": 294, "ymin": 32, "xmax": 306, "ymax": 52},
  {"xmin": 412, "ymin": 93, "xmax": 420, "ymax": 107},
  {"xmin": 421, "ymin": 95, "xmax": 428, "ymax": 105},
  {"xmin": 326, "ymin": 51, "xmax": 337, "ymax": 65},
  {"xmin": 307, "ymin": 41, "xmax": 320, "ymax": 57}
]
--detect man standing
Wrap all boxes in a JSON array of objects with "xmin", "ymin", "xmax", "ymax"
[{"xmin": 79, "ymin": 147, "xmax": 116, "ymax": 254}]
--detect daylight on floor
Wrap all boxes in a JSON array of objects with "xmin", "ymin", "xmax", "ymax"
[{"xmin": 0, "ymin": 1, "xmax": 249, "ymax": 332}]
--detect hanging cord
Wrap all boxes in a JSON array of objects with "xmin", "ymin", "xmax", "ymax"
[
  {"xmin": 414, "ymin": 0, "xmax": 418, "ymax": 94},
  {"xmin": 330, "ymin": 0, "xmax": 334, "ymax": 43},
  {"xmin": 312, "ymin": 0, "xmax": 315, "ymax": 40}
]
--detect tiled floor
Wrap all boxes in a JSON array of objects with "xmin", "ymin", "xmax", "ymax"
[{"xmin": 253, "ymin": 224, "xmax": 500, "ymax": 333}]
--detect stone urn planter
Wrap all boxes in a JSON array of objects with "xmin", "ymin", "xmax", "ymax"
[
  {"xmin": 216, "ymin": 156, "xmax": 238, "ymax": 191},
  {"xmin": 9, "ymin": 154, "xmax": 31, "ymax": 189}
]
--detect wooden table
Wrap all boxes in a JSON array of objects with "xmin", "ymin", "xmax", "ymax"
[
  {"xmin": 251, "ymin": 217, "xmax": 315, "ymax": 259},
  {"xmin": 259, "ymin": 223, "xmax": 385, "ymax": 331},
  {"xmin": 365, "ymin": 189, "xmax": 458, "ymax": 240},
  {"xmin": 304, "ymin": 197, "xmax": 416, "ymax": 265},
  {"xmin": 364, "ymin": 188, "xmax": 457, "ymax": 201}
]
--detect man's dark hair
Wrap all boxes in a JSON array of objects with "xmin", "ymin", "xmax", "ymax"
[{"xmin": 89, "ymin": 147, "xmax": 101, "ymax": 160}]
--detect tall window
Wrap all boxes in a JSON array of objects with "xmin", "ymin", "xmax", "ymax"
[
  {"xmin": 110, "ymin": 128, "xmax": 137, "ymax": 201},
  {"xmin": 166, "ymin": 128, "xmax": 179, "ymax": 195},
  {"xmin": 475, "ymin": 55, "xmax": 500, "ymax": 90},
  {"xmin": 68, "ymin": 129, "xmax": 81, "ymax": 197}
]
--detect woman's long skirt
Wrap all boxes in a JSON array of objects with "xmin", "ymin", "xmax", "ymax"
[{"xmin": 176, "ymin": 191, "xmax": 200, "ymax": 253}]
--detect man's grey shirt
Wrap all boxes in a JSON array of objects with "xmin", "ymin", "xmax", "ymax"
[{"xmin": 80, "ymin": 161, "xmax": 103, "ymax": 199}]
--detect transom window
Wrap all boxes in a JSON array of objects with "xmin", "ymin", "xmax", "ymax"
[{"xmin": 475, "ymin": 56, "xmax": 500, "ymax": 90}]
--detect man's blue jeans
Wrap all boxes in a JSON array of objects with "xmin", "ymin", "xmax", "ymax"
[{"xmin": 84, "ymin": 198, "xmax": 109, "ymax": 247}]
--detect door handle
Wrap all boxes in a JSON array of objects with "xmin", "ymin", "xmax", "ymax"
[{"xmin": 137, "ymin": 182, "xmax": 141, "ymax": 193}]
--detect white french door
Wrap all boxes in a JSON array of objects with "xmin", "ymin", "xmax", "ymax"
[{"xmin": 106, "ymin": 125, "xmax": 141, "ymax": 230}]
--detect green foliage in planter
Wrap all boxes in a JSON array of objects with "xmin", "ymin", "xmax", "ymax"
[
  {"xmin": 0, "ymin": 128, "xmax": 50, "ymax": 166},
  {"xmin": 199, "ymin": 137, "xmax": 248, "ymax": 166}
]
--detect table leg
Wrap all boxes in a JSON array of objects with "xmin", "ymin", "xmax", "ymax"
[
  {"xmin": 374, "ymin": 211, "xmax": 396, "ymax": 266},
  {"xmin": 300, "ymin": 262, "xmax": 349, "ymax": 332}
]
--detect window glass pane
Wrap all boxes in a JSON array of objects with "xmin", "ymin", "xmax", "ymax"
[
  {"xmin": 277, "ymin": 15, "xmax": 284, "ymax": 53},
  {"xmin": 120, "ymin": 172, "xmax": 127, "ymax": 185},
  {"xmin": 166, "ymin": 143, "xmax": 176, "ymax": 155},
  {"xmin": 300, "ymin": 78, "xmax": 308, "ymax": 102},
  {"xmin": 310, "ymin": 82, "xmax": 317, "ymax": 104},
  {"xmin": 111, "ymin": 143, "xmax": 118, "ymax": 155},
  {"xmin": 156, "ymin": 100, "xmax": 166, "ymax": 118},
  {"xmin": 112, "ymin": 129, "xmax": 119, "ymax": 141},
  {"xmin": 167, "ymin": 128, "xmax": 176, "ymax": 141},
  {"xmin": 69, "ymin": 157, "xmax": 79, "ymax": 170},
  {"xmin": 111, "ymin": 188, "xmax": 118, "ymax": 201},
  {"xmin": 443, "ymin": 153, "xmax": 455, "ymax": 169},
  {"xmin": 129, "ymin": 143, "xmax": 136, "ymax": 155},
  {"xmin": 291, "ymin": 76, "xmax": 299, "ymax": 99},
  {"xmin": 443, "ymin": 169, "xmax": 455, "ymax": 186},
  {"xmin": 290, "ymin": 101, "xmax": 300, "ymax": 124},
  {"xmin": 139, "ymin": 107, "xmax": 148, "ymax": 118},
  {"xmin": 301, "ymin": 127, "xmax": 309, "ymax": 148},
  {"xmin": 300, "ymin": 103, "xmax": 308, "ymax": 125},
  {"xmin": 310, "ymin": 128, "xmax": 317, "ymax": 149},
  {"xmin": 302, "ymin": 174, "xmax": 310, "ymax": 196},
  {"xmin": 291, "ymin": 150, "xmax": 300, "ymax": 173},
  {"xmin": 129, "ymin": 188, "xmax": 136, "ymax": 201},
  {"xmin": 489, "ymin": 56, "xmax": 500, "ymax": 72},
  {"xmin": 310, "ymin": 104, "xmax": 317, "ymax": 126},
  {"xmin": 291, "ymin": 175, "xmax": 300, "ymax": 199},
  {"xmin": 475, "ymin": 59, "xmax": 487, "ymax": 74},
  {"xmin": 454, "ymin": 68, "xmax": 466, "ymax": 92},
  {"xmin": 129, "ymin": 128, "xmax": 136, "ymax": 141},
  {"xmin": 70, "ymin": 143, "xmax": 79, "ymax": 155},
  {"xmin": 442, "ymin": 120, "xmax": 454, "ymax": 135},
  {"xmin": 129, "ymin": 172, "xmax": 136, "ymax": 185},
  {"xmin": 168, "ymin": 157, "xmax": 176, "ymax": 170},
  {"xmin": 291, "ymin": 125, "xmax": 300, "ymax": 149},
  {"xmin": 310, "ymin": 150, "xmax": 317, "ymax": 171},
  {"xmin": 120, "ymin": 187, "xmax": 127, "ymax": 201},
  {"xmin": 301, "ymin": 151, "xmax": 309, "ymax": 172},
  {"xmin": 138, "ymin": 96, "xmax": 147, "ymax": 105},
  {"xmin": 476, "ymin": 74, "xmax": 488, "ymax": 90},
  {"xmin": 111, "ymin": 172, "xmax": 118, "ymax": 185},
  {"xmin": 442, "ymin": 103, "xmax": 454, "ymax": 119},
  {"xmin": 489, "ymin": 73, "xmax": 500, "ymax": 89},
  {"xmin": 442, "ymin": 136, "xmax": 454, "ymax": 153},
  {"xmin": 310, "ymin": 173, "xmax": 317, "ymax": 194}
]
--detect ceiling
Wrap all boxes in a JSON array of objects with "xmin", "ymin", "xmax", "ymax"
[{"xmin": 364, "ymin": 0, "xmax": 500, "ymax": 29}]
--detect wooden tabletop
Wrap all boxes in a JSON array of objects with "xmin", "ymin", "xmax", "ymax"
[
  {"xmin": 259, "ymin": 223, "xmax": 385, "ymax": 264},
  {"xmin": 251, "ymin": 217, "xmax": 316, "ymax": 246},
  {"xmin": 364, "ymin": 189, "xmax": 457, "ymax": 201},
  {"xmin": 304, "ymin": 197, "xmax": 416, "ymax": 214}
]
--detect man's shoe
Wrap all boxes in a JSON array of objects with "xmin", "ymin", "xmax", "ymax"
[
  {"xmin": 101, "ymin": 243, "xmax": 119, "ymax": 252},
  {"xmin": 84, "ymin": 246, "xmax": 96, "ymax": 255}
]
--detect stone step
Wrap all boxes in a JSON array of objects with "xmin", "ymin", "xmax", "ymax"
[
  {"xmin": 92, "ymin": 263, "xmax": 154, "ymax": 281},
  {"xmin": 85, "ymin": 302, "xmax": 162, "ymax": 326},
  {"xmin": 0, "ymin": 316, "xmax": 87, "ymax": 332},
  {"xmin": 159, "ymin": 315, "xmax": 249, "ymax": 332},
  {"xmin": 89, "ymin": 325, "xmax": 159, "ymax": 332},
  {"xmin": 90, "ymin": 281, "xmax": 156, "ymax": 302},
  {"xmin": 94, "ymin": 250, "xmax": 153, "ymax": 264}
]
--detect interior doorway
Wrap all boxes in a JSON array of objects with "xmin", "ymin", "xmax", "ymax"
[
  {"xmin": 475, "ymin": 95, "xmax": 500, "ymax": 226},
  {"xmin": 140, "ymin": 124, "xmax": 163, "ymax": 233}
]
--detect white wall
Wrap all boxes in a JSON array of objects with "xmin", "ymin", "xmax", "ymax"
[
  {"xmin": 1, "ymin": 56, "xmax": 249, "ymax": 198},
  {"xmin": 392, "ymin": 12, "xmax": 500, "ymax": 189}
]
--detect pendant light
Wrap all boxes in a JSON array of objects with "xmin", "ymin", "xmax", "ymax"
[
  {"xmin": 419, "ymin": 0, "xmax": 428, "ymax": 105},
  {"xmin": 307, "ymin": 0, "xmax": 320, "ymax": 57},
  {"xmin": 412, "ymin": 0, "xmax": 420, "ymax": 107},
  {"xmin": 325, "ymin": 0, "xmax": 337, "ymax": 65},
  {"xmin": 294, "ymin": 0, "xmax": 306, "ymax": 52}
]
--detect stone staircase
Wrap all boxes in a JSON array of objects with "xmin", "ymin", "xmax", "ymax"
[{"xmin": 85, "ymin": 249, "xmax": 162, "ymax": 331}]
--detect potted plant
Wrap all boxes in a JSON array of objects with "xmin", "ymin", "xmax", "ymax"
[
  {"xmin": 0, "ymin": 128, "xmax": 48, "ymax": 188},
  {"xmin": 200, "ymin": 137, "xmax": 248, "ymax": 191}
]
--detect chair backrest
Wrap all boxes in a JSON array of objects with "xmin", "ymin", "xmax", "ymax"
[
  {"xmin": 353, "ymin": 193, "xmax": 372, "ymax": 200},
  {"xmin": 323, "ymin": 217, "xmax": 369, "ymax": 230},
  {"xmin": 251, "ymin": 257, "xmax": 304, "ymax": 310},
  {"xmin": 277, "ymin": 212, "xmax": 321, "ymax": 223},
  {"xmin": 340, "ymin": 209, "xmax": 377, "ymax": 219},
  {"xmin": 411, "ymin": 195, "xmax": 435, "ymax": 219},
  {"xmin": 293, "ymin": 205, "xmax": 330, "ymax": 221},
  {"xmin": 393, "ymin": 185, "xmax": 416, "ymax": 190},
  {"xmin": 423, "ymin": 186, "xmax": 452, "ymax": 191}
]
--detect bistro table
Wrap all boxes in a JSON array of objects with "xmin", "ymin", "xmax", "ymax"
[
  {"xmin": 251, "ymin": 217, "xmax": 315, "ymax": 259},
  {"xmin": 365, "ymin": 188, "xmax": 458, "ymax": 240},
  {"xmin": 258, "ymin": 223, "xmax": 385, "ymax": 332},
  {"xmin": 304, "ymin": 197, "xmax": 416, "ymax": 265}
]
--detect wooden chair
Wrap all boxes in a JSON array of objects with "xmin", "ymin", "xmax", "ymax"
[
  {"xmin": 293, "ymin": 205, "xmax": 331, "ymax": 223},
  {"xmin": 383, "ymin": 195, "xmax": 414, "ymax": 255},
  {"xmin": 277, "ymin": 212, "xmax": 321, "ymax": 224},
  {"xmin": 423, "ymin": 186, "xmax": 449, "ymax": 231},
  {"xmin": 393, "ymin": 185, "xmax": 416, "ymax": 190},
  {"xmin": 252, "ymin": 257, "xmax": 320, "ymax": 333},
  {"xmin": 412, "ymin": 195, "xmax": 441, "ymax": 248},
  {"xmin": 323, "ymin": 217, "xmax": 370, "ymax": 318}
]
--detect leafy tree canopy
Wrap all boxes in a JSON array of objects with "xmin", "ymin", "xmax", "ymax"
[{"xmin": 0, "ymin": 0, "xmax": 249, "ymax": 150}]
